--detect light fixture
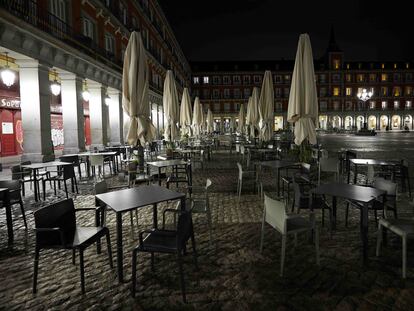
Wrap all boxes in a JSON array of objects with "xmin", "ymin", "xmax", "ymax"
[
  {"xmin": 50, "ymin": 69, "xmax": 61, "ymax": 96},
  {"xmin": 104, "ymin": 93, "xmax": 111, "ymax": 106},
  {"xmin": 1, "ymin": 52, "xmax": 16, "ymax": 87},
  {"xmin": 82, "ymin": 79, "xmax": 90, "ymax": 101}
]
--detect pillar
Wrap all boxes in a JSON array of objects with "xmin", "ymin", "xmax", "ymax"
[
  {"xmin": 17, "ymin": 59, "xmax": 54, "ymax": 162},
  {"xmin": 60, "ymin": 72, "xmax": 85, "ymax": 154},
  {"xmin": 89, "ymin": 82, "xmax": 107, "ymax": 148},
  {"xmin": 107, "ymin": 88, "xmax": 123, "ymax": 145}
]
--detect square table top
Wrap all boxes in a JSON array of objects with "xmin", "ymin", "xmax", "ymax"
[
  {"xmin": 147, "ymin": 159, "xmax": 188, "ymax": 168},
  {"xmin": 21, "ymin": 161, "xmax": 73, "ymax": 170},
  {"xmin": 259, "ymin": 160, "xmax": 297, "ymax": 169},
  {"xmin": 312, "ymin": 183, "xmax": 385, "ymax": 203},
  {"xmin": 350, "ymin": 159, "xmax": 400, "ymax": 166},
  {"xmin": 95, "ymin": 185, "xmax": 185, "ymax": 213}
]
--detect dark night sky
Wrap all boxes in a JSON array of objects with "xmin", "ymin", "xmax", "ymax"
[{"xmin": 158, "ymin": 0, "xmax": 413, "ymax": 62}]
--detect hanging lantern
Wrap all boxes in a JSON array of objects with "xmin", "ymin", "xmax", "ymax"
[
  {"xmin": 50, "ymin": 69, "xmax": 61, "ymax": 96},
  {"xmin": 1, "ymin": 52, "xmax": 16, "ymax": 87}
]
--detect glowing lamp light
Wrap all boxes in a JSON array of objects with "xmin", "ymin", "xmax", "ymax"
[
  {"xmin": 104, "ymin": 94, "xmax": 111, "ymax": 106},
  {"xmin": 50, "ymin": 81, "xmax": 61, "ymax": 96},
  {"xmin": 1, "ymin": 67, "xmax": 16, "ymax": 87},
  {"xmin": 82, "ymin": 90, "xmax": 90, "ymax": 101}
]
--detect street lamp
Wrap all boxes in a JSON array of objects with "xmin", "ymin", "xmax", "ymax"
[{"xmin": 356, "ymin": 88, "xmax": 373, "ymax": 129}]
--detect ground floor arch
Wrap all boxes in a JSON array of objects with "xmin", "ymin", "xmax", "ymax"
[
  {"xmin": 319, "ymin": 115, "xmax": 327, "ymax": 130},
  {"xmin": 368, "ymin": 115, "xmax": 377, "ymax": 130},
  {"xmin": 404, "ymin": 115, "xmax": 412, "ymax": 130},
  {"xmin": 380, "ymin": 115, "xmax": 388, "ymax": 131},
  {"xmin": 356, "ymin": 115, "xmax": 365, "ymax": 130},
  {"xmin": 274, "ymin": 116, "xmax": 283, "ymax": 131},
  {"xmin": 391, "ymin": 115, "xmax": 401, "ymax": 130},
  {"xmin": 332, "ymin": 115, "xmax": 341, "ymax": 129},
  {"xmin": 344, "ymin": 116, "xmax": 353, "ymax": 130}
]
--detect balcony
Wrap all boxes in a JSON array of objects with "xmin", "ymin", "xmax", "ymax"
[{"xmin": 0, "ymin": 0, "xmax": 123, "ymax": 71}]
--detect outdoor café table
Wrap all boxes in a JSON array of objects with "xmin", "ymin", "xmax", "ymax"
[
  {"xmin": 21, "ymin": 161, "xmax": 73, "ymax": 202},
  {"xmin": 95, "ymin": 185, "xmax": 185, "ymax": 283},
  {"xmin": 347, "ymin": 158, "xmax": 400, "ymax": 184},
  {"xmin": 311, "ymin": 182, "xmax": 385, "ymax": 263},
  {"xmin": 0, "ymin": 187, "xmax": 13, "ymax": 244},
  {"xmin": 176, "ymin": 149, "xmax": 200, "ymax": 160},
  {"xmin": 147, "ymin": 159, "xmax": 188, "ymax": 186},
  {"xmin": 259, "ymin": 160, "xmax": 297, "ymax": 197},
  {"xmin": 67, "ymin": 151, "xmax": 118, "ymax": 177}
]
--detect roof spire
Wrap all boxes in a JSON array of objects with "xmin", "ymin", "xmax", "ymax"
[{"xmin": 327, "ymin": 24, "xmax": 342, "ymax": 52}]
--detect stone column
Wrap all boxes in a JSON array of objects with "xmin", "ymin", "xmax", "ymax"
[
  {"xmin": 107, "ymin": 88, "xmax": 123, "ymax": 145},
  {"xmin": 89, "ymin": 82, "xmax": 107, "ymax": 148},
  {"xmin": 16, "ymin": 59, "xmax": 54, "ymax": 162},
  {"xmin": 60, "ymin": 72, "xmax": 85, "ymax": 154}
]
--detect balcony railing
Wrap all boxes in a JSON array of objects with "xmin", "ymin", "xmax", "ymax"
[{"xmin": 1, "ymin": 0, "xmax": 123, "ymax": 71}]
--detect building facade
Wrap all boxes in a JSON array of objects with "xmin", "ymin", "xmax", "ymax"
[
  {"xmin": 191, "ymin": 32, "xmax": 414, "ymax": 133},
  {"xmin": 0, "ymin": 0, "xmax": 191, "ymax": 160}
]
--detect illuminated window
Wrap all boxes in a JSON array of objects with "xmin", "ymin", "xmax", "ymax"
[
  {"xmin": 193, "ymin": 77, "xmax": 199, "ymax": 84},
  {"xmin": 203, "ymin": 76, "xmax": 209, "ymax": 84},
  {"xmin": 406, "ymin": 63, "xmax": 410, "ymax": 69},
  {"xmin": 346, "ymin": 88, "xmax": 352, "ymax": 96},
  {"xmin": 346, "ymin": 64, "xmax": 350, "ymax": 69},
  {"xmin": 394, "ymin": 101, "xmax": 400, "ymax": 109},
  {"xmin": 357, "ymin": 74, "xmax": 364, "ymax": 82},
  {"xmin": 381, "ymin": 63, "xmax": 385, "ymax": 69},
  {"xmin": 284, "ymin": 75, "xmax": 291, "ymax": 82},
  {"xmin": 333, "ymin": 59, "xmax": 340, "ymax": 69},
  {"xmin": 381, "ymin": 74, "xmax": 388, "ymax": 82},
  {"xmin": 393, "ymin": 87, "xmax": 401, "ymax": 97},
  {"xmin": 369, "ymin": 101, "xmax": 375, "ymax": 109},
  {"xmin": 382, "ymin": 101, "xmax": 387, "ymax": 109},
  {"xmin": 394, "ymin": 63, "xmax": 397, "ymax": 69},
  {"xmin": 333, "ymin": 87, "xmax": 340, "ymax": 96},
  {"xmin": 358, "ymin": 63, "xmax": 362, "ymax": 69},
  {"xmin": 345, "ymin": 74, "xmax": 352, "ymax": 82},
  {"xmin": 406, "ymin": 101, "xmax": 412, "ymax": 109},
  {"xmin": 381, "ymin": 87, "xmax": 388, "ymax": 96},
  {"xmin": 369, "ymin": 74, "xmax": 376, "ymax": 82}
]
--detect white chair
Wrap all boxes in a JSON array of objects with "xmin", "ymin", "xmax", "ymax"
[
  {"xmin": 236, "ymin": 162, "xmax": 255, "ymax": 203},
  {"xmin": 318, "ymin": 158, "xmax": 340, "ymax": 185},
  {"xmin": 89, "ymin": 154, "xmax": 104, "ymax": 180},
  {"xmin": 260, "ymin": 194, "xmax": 320, "ymax": 276},
  {"xmin": 376, "ymin": 218, "xmax": 414, "ymax": 278}
]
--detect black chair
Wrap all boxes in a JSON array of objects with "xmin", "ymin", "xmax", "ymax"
[
  {"xmin": 166, "ymin": 162, "xmax": 192, "ymax": 191},
  {"xmin": 0, "ymin": 180, "xmax": 27, "ymax": 229},
  {"xmin": 60, "ymin": 155, "xmax": 82, "ymax": 179},
  {"xmin": 292, "ymin": 181, "xmax": 331, "ymax": 227},
  {"xmin": 131, "ymin": 208, "xmax": 197, "ymax": 303},
  {"xmin": 394, "ymin": 159, "xmax": 411, "ymax": 198},
  {"xmin": 42, "ymin": 164, "xmax": 78, "ymax": 200},
  {"xmin": 281, "ymin": 163, "xmax": 311, "ymax": 203},
  {"xmin": 10, "ymin": 163, "xmax": 39, "ymax": 197},
  {"xmin": 98, "ymin": 150, "xmax": 113, "ymax": 175},
  {"xmin": 345, "ymin": 150, "xmax": 357, "ymax": 175},
  {"xmin": 33, "ymin": 198, "xmax": 113, "ymax": 294}
]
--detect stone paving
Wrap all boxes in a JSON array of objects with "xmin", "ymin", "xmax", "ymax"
[{"xmin": 1, "ymin": 146, "xmax": 414, "ymax": 310}]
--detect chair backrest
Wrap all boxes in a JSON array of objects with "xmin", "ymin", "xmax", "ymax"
[
  {"xmin": 94, "ymin": 180, "xmax": 108, "ymax": 194},
  {"xmin": 373, "ymin": 177, "xmax": 397, "ymax": 196},
  {"xmin": 60, "ymin": 155, "xmax": 79, "ymax": 165},
  {"xmin": 89, "ymin": 154, "xmax": 104, "ymax": 166},
  {"xmin": 176, "ymin": 210, "xmax": 193, "ymax": 250},
  {"xmin": 0, "ymin": 179, "xmax": 21, "ymax": 191},
  {"xmin": 320, "ymin": 149, "xmax": 329, "ymax": 159},
  {"xmin": 235, "ymin": 144, "xmax": 240, "ymax": 153},
  {"xmin": 292, "ymin": 182, "xmax": 309, "ymax": 209},
  {"xmin": 264, "ymin": 194, "xmax": 286, "ymax": 234},
  {"xmin": 34, "ymin": 198, "xmax": 76, "ymax": 247},
  {"xmin": 62, "ymin": 164, "xmax": 76, "ymax": 179},
  {"xmin": 10, "ymin": 165, "xmax": 23, "ymax": 180},
  {"xmin": 320, "ymin": 158, "xmax": 340, "ymax": 173}
]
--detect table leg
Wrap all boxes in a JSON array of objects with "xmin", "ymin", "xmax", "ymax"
[
  {"xmin": 116, "ymin": 212, "xmax": 124, "ymax": 283},
  {"xmin": 3, "ymin": 191, "xmax": 13, "ymax": 245},
  {"xmin": 361, "ymin": 203, "xmax": 369, "ymax": 264},
  {"xmin": 347, "ymin": 161, "xmax": 351, "ymax": 184},
  {"xmin": 354, "ymin": 164, "xmax": 358, "ymax": 184},
  {"xmin": 153, "ymin": 203, "xmax": 158, "ymax": 229},
  {"xmin": 332, "ymin": 196, "xmax": 337, "ymax": 230},
  {"xmin": 158, "ymin": 167, "xmax": 162, "ymax": 186},
  {"xmin": 87, "ymin": 157, "xmax": 91, "ymax": 178},
  {"xmin": 277, "ymin": 168, "xmax": 280, "ymax": 197},
  {"xmin": 33, "ymin": 169, "xmax": 38, "ymax": 202}
]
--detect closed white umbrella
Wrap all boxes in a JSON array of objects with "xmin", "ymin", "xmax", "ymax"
[
  {"xmin": 206, "ymin": 108, "xmax": 214, "ymax": 133},
  {"xmin": 163, "ymin": 70, "xmax": 179, "ymax": 141},
  {"xmin": 250, "ymin": 87, "xmax": 260, "ymax": 138},
  {"xmin": 287, "ymin": 33, "xmax": 318, "ymax": 145},
  {"xmin": 258, "ymin": 71, "xmax": 274, "ymax": 141},
  {"xmin": 122, "ymin": 31, "xmax": 155, "ymax": 146},
  {"xmin": 229, "ymin": 117, "xmax": 235, "ymax": 133},
  {"xmin": 180, "ymin": 87, "xmax": 192, "ymax": 135},
  {"xmin": 245, "ymin": 96, "xmax": 252, "ymax": 136},
  {"xmin": 192, "ymin": 97, "xmax": 202, "ymax": 136},
  {"xmin": 238, "ymin": 103, "xmax": 245, "ymax": 133}
]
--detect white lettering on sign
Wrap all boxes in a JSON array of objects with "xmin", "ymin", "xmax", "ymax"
[{"xmin": 1, "ymin": 98, "xmax": 21, "ymax": 109}]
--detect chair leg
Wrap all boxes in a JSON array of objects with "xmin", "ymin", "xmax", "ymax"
[
  {"xmin": 79, "ymin": 249, "xmax": 85, "ymax": 294},
  {"xmin": 64, "ymin": 180, "xmax": 68, "ymax": 199},
  {"xmin": 345, "ymin": 203, "xmax": 349, "ymax": 227},
  {"xmin": 32, "ymin": 247, "xmax": 40, "ymax": 294},
  {"xmin": 280, "ymin": 235, "xmax": 286, "ymax": 277},
  {"xmin": 403, "ymin": 236, "xmax": 407, "ymax": 278},
  {"xmin": 376, "ymin": 223, "xmax": 383, "ymax": 256},
  {"xmin": 260, "ymin": 214, "xmax": 265, "ymax": 253},
  {"xmin": 131, "ymin": 249, "xmax": 138, "ymax": 297},
  {"xmin": 315, "ymin": 227, "xmax": 320, "ymax": 265},
  {"xmin": 42, "ymin": 179, "xmax": 46, "ymax": 201},
  {"xmin": 177, "ymin": 253, "xmax": 187, "ymax": 303},
  {"xmin": 19, "ymin": 199, "xmax": 27, "ymax": 229},
  {"xmin": 21, "ymin": 182, "xmax": 25, "ymax": 197},
  {"xmin": 72, "ymin": 249, "xmax": 76, "ymax": 265},
  {"xmin": 71, "ymin": 177, "xmax": 75, "ymax": 193},
  {"xmin": 74, "ymin": 177, "xmax": 79, "ymax": 194},
  {"xmin": 106, "ymin": 230, "xmax": 113, "ymax": 268}
]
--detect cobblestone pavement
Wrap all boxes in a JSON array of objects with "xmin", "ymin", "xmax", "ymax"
[{"xmin": 2, "ymin": 146, "xmax": 414, "ymax": 310}]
